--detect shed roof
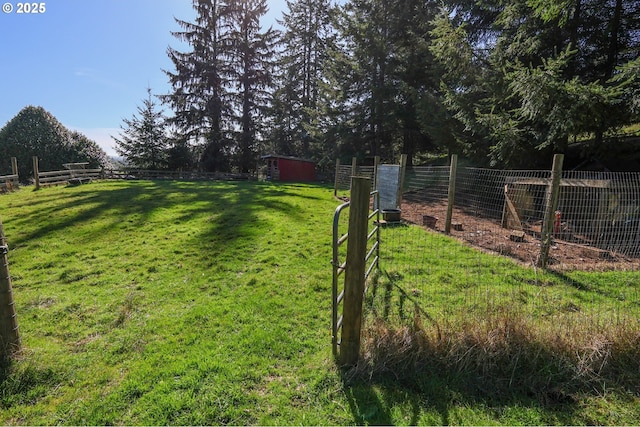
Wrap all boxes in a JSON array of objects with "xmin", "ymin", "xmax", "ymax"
[{"xmin": 261, "ymin": 154, "xmax": 315, "ymax": 164}]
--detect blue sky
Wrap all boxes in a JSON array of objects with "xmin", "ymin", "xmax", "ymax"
[{"xmin": 0, "ymin": 0, "xmax": 286, "ymax": 156}]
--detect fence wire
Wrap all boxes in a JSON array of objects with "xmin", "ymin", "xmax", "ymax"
[
  {"xmin": 402, "ymin": 167, "xmax": 640, "ymax": 269},
  {"xmin": 335, "ymin": 165, "xmax": 376, "ymax": 198},
  {"xmin": 372, "ymin": 165, "xmax": 640, "ymax": 333},
  {"xmin": 557, "ymin": 171, "xmax": 640, "ymax": 258}
]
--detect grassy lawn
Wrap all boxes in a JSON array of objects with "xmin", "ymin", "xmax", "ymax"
[{"xmin": 0, "ymin": 180, "xmax": 639, "ymax": 425}]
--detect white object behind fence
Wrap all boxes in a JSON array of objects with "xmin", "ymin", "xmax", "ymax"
[{"xmin": 376, "ymin": 164, "xmax": 401, "ymax": 210}]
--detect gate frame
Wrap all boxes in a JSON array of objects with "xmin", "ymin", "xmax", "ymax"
[{"xmin": 331, "ymin": 177, "xmax": 380, "ymax": 364}]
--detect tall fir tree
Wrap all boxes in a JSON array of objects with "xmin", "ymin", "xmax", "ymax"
[
  {"xmin": 268, "ymin": 0, "xmax": 333, "ymax": 160},
  {"xmin": 324, "ymin": 0, "xmax": 441, "ymax": 164},
  {"xmin": 113, "ymin": 88, "xmax": 168, "ymax": 169},
  {"xmin": 162, "ymin": 0, "xmax": 234, "ymax": 172},
  {"xmin": 227, "ymin": 0, "xmax": 278, "ymax": 173},
  {"xmin": 334, "ymin": 0, "xmax": 397, "ymax": 159}
]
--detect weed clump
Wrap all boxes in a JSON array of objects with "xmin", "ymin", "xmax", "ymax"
[{"xmin": 350, "ymin": 308, "xmax": 640, "ymax": 403}]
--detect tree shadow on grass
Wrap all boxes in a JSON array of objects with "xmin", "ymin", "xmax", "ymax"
[
  {"xmin": 546, "ymin": 268, "xmax": 640, "ymax": 301},
  {"xmin": 0, "ymin": 180, "xmax": 334, "ymax": 418},
  {"xmin": 4, "ymin": 180, "xmax": 309, "ymax": 252},
  {"xmin": 5, "ymin": 180, "xmax": 170, "ymax": 248},
  {"xmin": 340, "ymin": 360, "xmax": 581, "ymax": 425}
]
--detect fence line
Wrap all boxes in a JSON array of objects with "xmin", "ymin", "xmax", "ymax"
[
  {"xmin": 376, "ymin": 214, "xmax": 640, "ymax": 340},
  {"xmin": 0, "ymin": 174, "xmax": 19, "ymax": 192},
  {"xmin": 0, "ymin": 157, "xmax": 19, "ymax": 192},
  {"xmin": 366, "ymin": 157, "xmax": 640, "ymax": 352},
  {"xmin": 37, "ymin": 168, "xmax": 103, "ymax": 187},
  {"xmin": 334, "ymin": 157, "xmax": 393, "ymax": 199},
  {"xmin": 103, "ymin": 169, "xmax": 253, "ymax": 181},
  {"xmin": 0, "ymin": 217, "xmax": 20, "ymax": 357},
  {"xmin": 334, "ymin": 162, "xmax": 376, "ymax": 196},
  {"xmin": 402, "ymin": 163, "xmax": 640, "ymax": 269},
  {"xmin": 1, "ymin": 157, "xmax": 255, "ymax": 191},
  {"xmin": 331, "ymin": 178, "xmax": 380, "ymax": 365}
]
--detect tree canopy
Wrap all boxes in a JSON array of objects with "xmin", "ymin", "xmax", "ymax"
[
  {"xmin": 149, "ymin": 0, "xmax": 640, "ymax": 170},
  {"xmin": 0, "ymin": 106, "xmax": 108, "ymax": 182},
  {"xmin": 430, "ymin": 0, "xmax": 640, "ymax": 167}
]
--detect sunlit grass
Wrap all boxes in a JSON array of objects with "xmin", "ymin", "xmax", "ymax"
[
  {"xmin": 0, "ymin": 180, "xmax": 638, "ymax": 425},
  {"xmin": 0, "ymin": 180, "xmax": 347, "ymax": 425}
]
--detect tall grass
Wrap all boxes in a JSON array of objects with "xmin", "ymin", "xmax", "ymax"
[
  {"xmin": 352, "ymin": 222, "xmax": 640, "ymax": 418},
  {"xmin": 356, "ymin": 304, "xmax": 640, "ymax": 400}
]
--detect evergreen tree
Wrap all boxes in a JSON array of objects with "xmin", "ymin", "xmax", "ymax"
[
  {"xmin": 227, "ymin": 0, "xmax": 278, "ymax": 173},
  {"xmin": 162, "ymin": 0, "xmax": 234, "ymax": 172},
  {"xmin": 431, "ymin": 0, "xmax": 640, "ymax": 167},
  {"xmin": 268, "ymin": 0, "xmax": 333, "ymax": 159},
  {"xmin": 333, "ymin": 0, "xmax": 397, "ymax": 159},
  {"xmin": 69, "ymin": 131, "xmax": 109, "ymax": 167},
  {"xmin": 113, "ymin": 88, "xmax": 168, "ymax": 170},
  {"xmin": 388, "ymin": 0, "xmax": 442, "ymax": 165},
  {"xmin": 166, "ymin": 130, "xmax": 197, "ymax": 171},
  {"xmin": 324, "ymin": 0, "xmax": 441, "ymax": 164}
]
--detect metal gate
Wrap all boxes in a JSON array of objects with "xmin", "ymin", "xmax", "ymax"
[{"xmin": 331, "ymin": 189, "xmax": 380, "ymax": 357}]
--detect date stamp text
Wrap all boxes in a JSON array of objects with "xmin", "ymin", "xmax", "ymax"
[{"xmin": 3, "ymin": 3, "xmax": 47, "ymax": 14}]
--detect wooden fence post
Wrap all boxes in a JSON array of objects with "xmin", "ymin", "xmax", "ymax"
[
  {"xmin": 334, "ymin": 158, "xmax": 341, "ymax": 197},
  {"xmin": 0, "ymin": 217, "xmax": 20, "ymax": 358},
  {"xmin": 373, "ymin": 156, "xmax": 380, "ymax": 191},
  {"xmin": 538, "ymin": 154, "xmax": 564, "ymax": 268},
  {"xmin": 350, "ymin": 157, "xmax": 358, "ymax": 188},
  {"xmin": 445, "ymin": 154, "xmax": 458, "ymax": 234},
  {"xmin": 340, "ymin": 176, "xmax": 371, "ymax": 366},
  {"xmin": 396, "ymin": 154, "xmax": 408, "ymax": 210},
  {"xmin": 11, "ymin": 157, "xmax": 18, "ymax": 182},
  {"xmin": 32, "ymin": 156, "xmax": 40, "ymax": 190}
]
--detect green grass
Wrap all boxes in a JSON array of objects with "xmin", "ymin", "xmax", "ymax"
[
  {"xmin": 0, "ymin": 180, "xmax": 638, "ymax": 425},
  {"xmin": 378, "ymin": 224, "xmax": 640, "ymax": 321}
]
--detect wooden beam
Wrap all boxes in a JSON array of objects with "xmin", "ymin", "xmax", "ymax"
[
  {"xmin": 503, "ymin": 184, "xmax": 524, "ymax": 231},
  {"xmin": 334, "ymin": 158, "xmax": 341, "ymax": 197},
  {"xmin": 511, "ymin": 178, "xmax": 610, "ymax": 189},
  {"xmin": 396, "ymin": 154, "xmax": 407, "ymax": 210},
  {"xmin": 32, "ymin": 156, "xmax": 40, "ymax": 190},
  {"xmin": 0, "ymin": 218, "xmax": 20, "ymax": 358},
  {"xmin": 538, "ymin": 154, "xmax": 564, "ymax": 268},
  {"xmin": 340, "ymin": 176, "xmax": 371, "ymax": 366},
  {"xmin": 445, "ymin": 154, "xmax": 458, "ymax": 234}
]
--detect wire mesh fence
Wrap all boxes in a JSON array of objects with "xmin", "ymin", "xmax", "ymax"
[
  {"xmin": 372, "ymin": 164, "xmax": 640, "ymax": 335},
  {"xmin": 558, "ymin": 170, "xmax": 640, "ymax": 259},
  {"xmin": 402, "ymin": 166, "xmax": 640, "ymax": 269},
  {"xmin": 335, "ymin": 162, "xmax": 376, "ymax": 199}
]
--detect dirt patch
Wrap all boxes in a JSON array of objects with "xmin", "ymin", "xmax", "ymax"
[{"xmin": 401, "ymin": 196, "xmax": 640, "ymax": 272}]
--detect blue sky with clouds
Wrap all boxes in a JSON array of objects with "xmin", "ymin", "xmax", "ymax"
[{"xmin": 0, "ymin": 0, "xmax": 285, "ymax": 156}]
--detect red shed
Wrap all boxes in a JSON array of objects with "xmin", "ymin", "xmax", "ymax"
[{"xmin": 261, "ymin": 155, "xmax": 316, "ymax": 182}]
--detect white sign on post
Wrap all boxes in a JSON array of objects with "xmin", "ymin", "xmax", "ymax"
[{"xmin": 376, "ymin": 164, "xmax": 401, "ymax": 210}]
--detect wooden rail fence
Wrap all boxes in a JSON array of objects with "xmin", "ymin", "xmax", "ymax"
[
  {"xmin": 2, "ymin": 157, "xmax": 256, "ymax": 192},
  {"xmin": 33, "ymin": 158, "xmax": 102, "ymax": 189},
  {"xmin": 0, "ymin": 157, "xmax": 19, "ymax": 192},
  {"xmin": 103, "ymin": 169, "xmax": 253, "ymax": 181}
]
